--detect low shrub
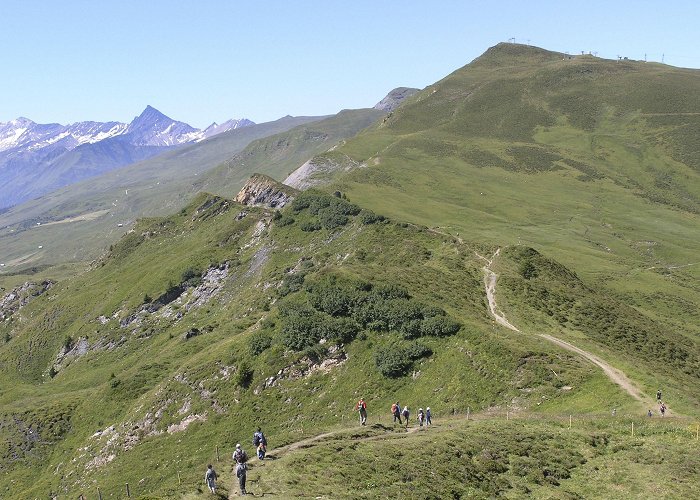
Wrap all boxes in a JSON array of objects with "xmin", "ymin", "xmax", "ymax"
[
  {"xmin": 374, "ymin": 341, "xmax": 432, "ymax": 377},
  {"xmin": 248, "ymin": 332, "xmax": 273, "ymax": 356}
]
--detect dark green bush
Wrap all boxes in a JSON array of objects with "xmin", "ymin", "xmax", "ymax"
[
  {"xmin": 300, "ymin": 220, "xmax": 321, "ymax": 232},
  {"xmin": 519, "ymin": 259, "xmax": 538, "ymax": 279},
  {"xmin": 319, "ymin": 210, "xmax": 348, "ymax": 229},
  {"xmin": 291, "ymin": 190, "xmax": 360, "ymax": 229},
  {"xmin": 318, "ymin": 316, "xmax": 359, "ymax": 343},
  {"xmin": 404, "ymin": 341, "xmax": 433, "ymax": 359},
  {"xmin": 278, "ymin": 273, "xmax": 306, "ymax": 297},
  {"xmin": 374, "ymin": 341, "xmax": 432, "ymax": 377},
  {"xmin": 235, "ymin": 361, "xmax": 254, "ymax": 388},
  {"xmin": 248, "ymin": 332, "xmax": 273, "ymax": 356},
  {"xmin": 420, "ymin": 316, "xmax": 462, "ymax": 337},
  {"xmin": 279, "ymin": 302, "xmax": 323, "ymax": 350},
  {"xmin": 275, "ymin": 215, "xmax": 295, "ymax": 227},
  {"xmin": 307, "ymin": 275, "xmax": 360, "ymax": 316},
  {"xmin": 399, "ymin": 319, "xmax": 423, "ymax": 339},
  {"xmin": 181, "ymin": 267, "xmax": 202, "ymax": 288},
  {"xmin": 375, "ymin": 345, "xmax": 413, "ymax": 377},
  {"xmin": 371, "ymin": 283, "xmax": 410, "ymax": 300},
  {"xmin": 359, "ymin": 210, "xmax": 385, "ymax": 224}
]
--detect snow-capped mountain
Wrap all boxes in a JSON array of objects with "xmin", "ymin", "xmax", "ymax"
[
  {"xmin": 201, "ymin": 118, "xmax": 255, "ymax": 140},
  {"xmin": 124, "ymin": 105, "xmax": 199, "ymax": 146},
  {"xmin": 0, "ymin": 106, "xmax": 254, "ymax": 209},
  {"xmin": 0, "ymin": 106, "xmax": 252, "ymax": 154}
]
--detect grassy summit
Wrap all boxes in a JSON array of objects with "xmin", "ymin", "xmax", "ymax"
[{"xmin": 323, "ymin": 42, "xmax": 700, "ymax": 403}]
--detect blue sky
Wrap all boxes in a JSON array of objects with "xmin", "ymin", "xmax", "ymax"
[{"xmin": 2, "ymin": 0, "xmax": 699, "ymax": 128}]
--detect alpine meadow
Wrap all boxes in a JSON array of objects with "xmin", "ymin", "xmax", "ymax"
[{"xmin": 1, "ymin": 44, "xmax": 699, "ymax": 499}]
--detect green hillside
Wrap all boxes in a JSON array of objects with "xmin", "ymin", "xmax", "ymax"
[
  {"xmin": 313, "ymin": 43, "xmax": 700, "ymax": 402},
  {"xmin": 1, "ymin": 186, "xmax": 697, "ymax": 498}
]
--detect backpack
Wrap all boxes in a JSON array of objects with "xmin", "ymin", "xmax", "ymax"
[
  {"xmin": 253, "ymin": 432, "xmax": 261, "ymax": 447},
  {"xmin": 234, "ymin": 449, "xmax": 248, "ymax": 464},
  {"xmin": 402, "ymin": 408, "xmax": 409, "ymax": 417},
  {"xmin": 391, "ymin": 403, "xmax": 397, "ymax": 414}
]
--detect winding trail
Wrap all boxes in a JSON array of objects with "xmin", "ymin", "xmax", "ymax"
[{"xmin": 476, "ymin": 248, "xmax": 644, "ymax": 402}]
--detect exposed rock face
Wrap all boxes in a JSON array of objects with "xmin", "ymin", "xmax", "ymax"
[
  {"xmin": 234, "ymin": 173, "xmax": 299, "ymax": 208},
  {"xmin": 373, "ymin": 87, "xmax": 420, "ymax": 112},
  {"xmin": 284, "ymin": 153, "xmax": 361, "ymax": 190},
  {"xmin": 0, "ymin": 280, "xmax": 54, "ymax": 321}
]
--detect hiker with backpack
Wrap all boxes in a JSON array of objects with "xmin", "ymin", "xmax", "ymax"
[
  {"xmin": 657, "ymin": 389, "xmax": 662, "ymax": 401},
  {"xmin": 233, "ymin": 443, "xmax": 249, "ymax": 464},
  {"xmin": 253, "ymin": 427, "xmax": 267, "ymax": 460},
  {"xmin": 418, "ymin": 408, "xmax": 425, "ymax": 427},
  {"xmin": 391, "ymin": 401, "xmax": 402, "ymax": 425},
  {"xmin": 355, "ymin": 398, "xmax": 368, "ymax": 425},
  {"xmin": 402, "ymin": 405, "xmax": 410, "ymax": 429},
  {"xmin": 204, "ymin": 464, "xmax": 218, "ymax": 494},
  {"xmin": 236, "ymin": 462, "xmax": 248, "ymax": 496},
  {"xmin": 426, "ymin": 407, "xmax": 432, "ymax": 426},
  {"xmin": 233, "ymin": 444, "xmax": 248, "ymax": 495},
  {"xmin": 660, "ymin": 402, "xmax": 667, "ymax": 417}
]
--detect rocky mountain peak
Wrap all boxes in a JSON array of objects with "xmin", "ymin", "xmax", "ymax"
[{"xmin": 373, "ymin": 87, "xmax": 420, "ymax": 112}]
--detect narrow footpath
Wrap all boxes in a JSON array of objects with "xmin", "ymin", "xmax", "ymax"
[{"xmin": 476, "ymin": 248, "xmax": 644, "ymax": 402}]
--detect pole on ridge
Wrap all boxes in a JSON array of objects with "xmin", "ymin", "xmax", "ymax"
[
  {"xmin": 216, "ymin": 446, "xmax": 220, "ymax": 462},
  {"xmin": 569, "ymin": 415, "xmax": 572, "ymax": 429},
  {"xmin": 467, "ymin": 407, "xmax": 470, "ymax": 421},
  {"xmin": 97, "ymin": 487, "xmax": 103, "ymax": 500},
  {"xmin": 126, "ymin": 482, "xmax": 131, "ymax": 498}
]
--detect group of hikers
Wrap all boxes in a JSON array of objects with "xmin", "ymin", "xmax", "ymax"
[
  {"xmin": 204, "ymin": 390, "xmax": 672, "ymax": 495},
  {"xmin": 204, "ymin": 427, "xmax": 267, "ymax": 496},
  {"xmin": 355, "ymin": 397, "xmax": 433, "ymax": 429},
  {"xmin": 653, "ymin": 389, "xmax": 668, "ymax": 417}
]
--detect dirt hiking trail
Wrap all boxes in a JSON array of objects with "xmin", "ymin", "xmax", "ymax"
[{"xmin": 476, "ymin": 248, "xmax": 645, "ymax": 402}]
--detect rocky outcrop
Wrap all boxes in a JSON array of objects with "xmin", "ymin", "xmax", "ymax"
[
  {"xmin": 0, "ymin": 280, "xmax": 54, "ymax": 321},
  {"xmin": 284, "ymin": 152, "xmax": 361, "ymax": 190},
  {"xmin": 234, "ymin": 173, "xmax": 299, "ymax": 208},
  {"xmin": 373, "ymin": 87, "xmax": 420, "ymax": 112}
]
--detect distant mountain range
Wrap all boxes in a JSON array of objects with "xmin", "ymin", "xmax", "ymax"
[{"xmin": 0, "ymin": 106, "xmax": 253, "ymax": 209}]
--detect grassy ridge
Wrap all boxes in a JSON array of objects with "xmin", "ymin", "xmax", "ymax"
[{"xmin": 0, "ymin": 189, "xmax": 653, "ymax": 497}]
